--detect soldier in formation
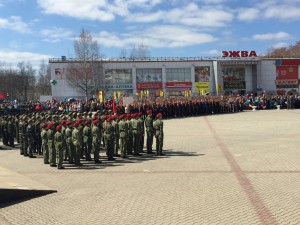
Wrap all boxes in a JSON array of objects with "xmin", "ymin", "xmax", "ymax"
[{"xmin": 0, "ymin": 110, "xmax": 167, "ymax": 169}]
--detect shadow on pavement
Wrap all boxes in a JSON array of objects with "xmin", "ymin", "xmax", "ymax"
[{"xmin": 60, "ymin": 149, "xmax": 202, "ymax": 170}]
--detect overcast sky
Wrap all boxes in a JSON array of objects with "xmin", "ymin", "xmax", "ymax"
[{"xmin": 1, "ymin": 0, "xmax": 300, "ymax": 66}]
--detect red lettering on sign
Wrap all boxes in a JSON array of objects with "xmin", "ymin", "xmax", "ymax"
[
  {"xmin": 229, "ymin": 51, "xmax": 240, "ymax": 57},
  {"xmin": 241, "ymin": 51, "xmax": 248, "ymax": 57},
  {"xmin": 249, "ymin": 51, "xmax": 257, "ymax": 57},
  {"xmin": 222, "ymin": 51, "xmax": 229, "ymax": 57},
  {"xmin": 222, "ymin": 51, "xmax": 257, "ymax": 58}
]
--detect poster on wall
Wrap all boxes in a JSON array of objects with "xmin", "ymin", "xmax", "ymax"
[
  {"xmin": 195, "ymin": 66, "xmax": 210, "ymax": 82},
  {"xmin": 103, "ymin": 69, "xmax": 132, "ymax": 84},
  {"xmin": 222, "ymin": 67, "xmax": 246, "ymax": 89},
  {"xmin": 136, "ymin": 68, "xmax": 162, "ymax": 83},
  {"xmin": 195, "ymin": 66, "xmax": 210, "ymax": 94},
  {"xmin": 195, "ymin": 82, "xmax": 210, "ymax": 94},
  {"xmin": 55, "ymin": 68, "xmax": 65, "ymax": 80}
]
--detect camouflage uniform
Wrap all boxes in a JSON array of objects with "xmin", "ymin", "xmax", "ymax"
[
  {"xmin": 47, "ymin": 124, "xmax": 56, "ymax": 167},
  {"xmin": 22, "ymin": 119, "xmax": 29, "ymax": 156},
  {"xmin": 54, "ymin": 127, "xmax": 64, "ymax": 169},
  {"xmin": 153, "ymin": 115, "xmax": 164, "ymax": 156},
  {"xmin": 27, "ymin": 120, "xmax": 35, "ymax": 158},
  {"xmin": 72, "ymin": 124, "xmax": 82, "ymax": 166},
  {"xmin": 91, "ymin": 121, "xmax": 101, "ymax": 163},
  {"xmin": 138, "ymin": 114, "xmax": 145, "ymax": 153},
  {"xmin": 83, "ymin": 122, "xmax": 92, "ymax": 161},
  {"xmin": 112, "ymin": 117, "xmax": 120, "ymax": 156},
  {"xmin": 145, "ymin": 113, "xmax": 154, "ymax": 154},
  {"xmin": 7, "ymin": 118, "xmax": 15, "ymax": 147},
  {"xmin": 118, "ymin": 116, "xmax": 128, "ymax": 158},
  {"xmin": 65, "ymin": 123, "xmax": 75, "ymax": 164},
  {"xmin": 41, "ymin": 125, "xmax": 49, "ymax": 164},
  {"xmin": 125, "ymin": 115, "xmax": 133, "ymax": 155},
  {"xmin": 131, "ymin": 115, "xmax": 141, "ymax": 156},
  {"xmin": 103, "ymin": 118, "xmax": 114, "ymax": 161}
]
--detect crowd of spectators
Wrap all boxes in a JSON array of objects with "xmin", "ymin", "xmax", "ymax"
[{"xmin": 0, "ymin": 93, "xmax": 300, "ymax": 118}]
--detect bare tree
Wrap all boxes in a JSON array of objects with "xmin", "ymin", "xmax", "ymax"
[
  {"xmin": 266, "ymin": 41, "xmax": 300, "ymax": 58},
  {"xmin": 137, "ymin": 43, "xmax": 150, "ymax": 58},
  {"xmin": 17, "ymin": 61, "xmax": 36, "ymax": 101},
  {"xmin": 0, "ymin": 62, "xmax": 24, "ymax": 100},
  {"xmin": 119, "ymin": 48, "xmax": 127, "ymax": 58},
  {"xmin": 129, "ymin": 44, "xmax": 150, "ymax": 59},
  {"xmin": 36, "ymin": 60, "xmax": 51, "ymax": 96},
  {"xmin": 129, "ymin": 45, "xmax": 138, "ymax": 59},
  {"xmin": 65, "ymin": 29, "xmax": 101, "ymax": 101}
]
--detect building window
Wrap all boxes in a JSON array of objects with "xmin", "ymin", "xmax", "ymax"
[
  {"xmin": 166, "ymin": 68, "xmax": 191, "ymax": 82},
  {"xmin": 103, "ymin": 69, "xmax": 132, "ymax": 84},
  {"xmin": 136, "ymin": 68, "xmax": 162, "ymax": 83}
]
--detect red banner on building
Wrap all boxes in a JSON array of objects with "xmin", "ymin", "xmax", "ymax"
[
  {"xmin": 166, "ymin": 82, "xmax": 192, "ymax": 88},
  {"xmin": 275, "ymin": 79, "xmax": 298, "ymax": 85},
  {"xmin": 278, "ymin": 59, "xmax": 300, "ymax": 66},
  {"xmin": 276, "ymin": 66, "xmax": 298, "ymax": 79},
  {"xmin": 136, "ymin": 83, "xmax": 163, "ymax": 90}
]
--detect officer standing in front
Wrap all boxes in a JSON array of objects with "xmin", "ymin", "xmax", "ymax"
[
  {"xmin": 145, "ymin": 110, "xmax": 154, "ymax": 154},
  {"xmin": 153, "ymin": 113, "xmax": 164, "ymax": 156}
]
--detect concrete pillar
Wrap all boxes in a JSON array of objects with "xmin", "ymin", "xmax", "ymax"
[
  {"xmin": 191, "ymin": 65, "xmax": 195, "ymax": 93},
  {"xmin": 162, "ymin": 65, "xmax": 166, "ymax": 92},
  {"xmin": 132, "ymin": 66, "xmax": 137, "ymax": 96}
]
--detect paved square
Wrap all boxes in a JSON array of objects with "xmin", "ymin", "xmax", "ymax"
[{"xmin": 1, "ymin": 110, "xmax": 300, "ymax": 225}]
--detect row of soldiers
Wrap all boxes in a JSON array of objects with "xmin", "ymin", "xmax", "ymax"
[{"xmin": 0, "ymin": 110, "xmax": 164, "ymax": 169}]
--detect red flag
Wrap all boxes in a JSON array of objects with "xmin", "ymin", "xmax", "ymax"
[{"xmin": 0, "ymin": 92, "xmax": 4, "ymax": 99}]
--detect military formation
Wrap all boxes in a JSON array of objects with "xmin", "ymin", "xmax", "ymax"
[{"xmin": 0, "ymin": 110, "xmax": 164, "ymax": 169}]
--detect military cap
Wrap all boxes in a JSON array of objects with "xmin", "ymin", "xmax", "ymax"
[
  {"xmin": 93, "ymin": 119, "xmax": 99, "ymax": 125},
  {"xmin": 56, "ymin": 125, "xmax": 62, "ymax": 132},
  {"xmin": 147, "ymin": 110, "xmax": 152, "ymax": 115},
  {"xmin": 156, "ymin": 113, "xmax": 162, "ymax": 118}
]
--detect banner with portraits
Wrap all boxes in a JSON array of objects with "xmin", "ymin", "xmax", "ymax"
[
  {"xmin": 222, "ymin": 67, "xmax": 246, "ymax": 89},
  {"xmin": 195, "ymin": 66, "xmax": 210, "ymax": 94}
]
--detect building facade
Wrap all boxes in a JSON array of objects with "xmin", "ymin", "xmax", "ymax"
[{"xmin": 49, "ymin": 57, "xmax": 300, "ymax": 101}]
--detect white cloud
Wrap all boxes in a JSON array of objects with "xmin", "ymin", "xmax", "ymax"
[
  {"xmin": 125, "ymin": 3, "xmax": 233, "ymax": 27},
  {"xmin": 0, "ymin": 16, "xmax": 30, "ymax": 33},
  {"xmin": 37, "ymin": 1, "xmax": 233, "ymax": 27},
  {"xmin": 270, "ymin": 42, "xmax": 289, "ymax": 49},
  {"xmin": 38, "ymin": 0, "xmax": 115, "ymax": 21},
  {"xmin": 200, "ymin": 0, "xmax": 227, "ymax": 3},
  {"xmin": 40, "ymin": 27, "xmax": 73, "ymax": 43},
  {"xmin": 0, "ymin": 50, "xmax": 53, "ymax": 64},
  {"xmin": 94, "ymin": 25, "xmax": 217, "ymax": 48},
  {"xmin": 252, "ymin": 32, "xmax": 292, "ymax": 41},
  {"xmin": 237, "ymin": 8, "xmax": 260, "ymax": 21},
  {"xmin": 199, "ymin": 49, "xmax": 220, "ymax": 55},
  {"xmin": 238, "ymin": 0, "xmax": 300, "ymax": 21},
  {"xmin": 37, "ymin": 0, "xmax": 164, "ymax": 21},
  {"xmin": 264, "ymin": 5, "xmax": 300, "ymax": 20}
]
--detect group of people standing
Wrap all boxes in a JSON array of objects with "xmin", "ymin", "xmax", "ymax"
[{"xmin": 0, "ymin": 110, "xmax": 164, "ymax": 169}]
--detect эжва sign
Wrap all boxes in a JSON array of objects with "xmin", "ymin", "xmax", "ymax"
[{"xmin": 222, "ymin": 51, "xmax": 257, "ymax": 58}]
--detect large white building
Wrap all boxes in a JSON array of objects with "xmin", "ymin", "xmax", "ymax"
[{"xmin": 49, "ymin": 55, "xmax": 300, "ymax": 101}]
